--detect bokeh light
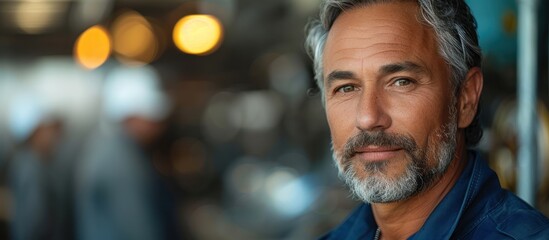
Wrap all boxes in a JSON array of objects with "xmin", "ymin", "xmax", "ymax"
[
  {"xmin": 172, "ymin": 14, "xmax": 223, "ymax": 55},
  {"xmin": 202, "ymin": 91, "xmax": 240, "ymax": 143},
  {"xmin": 227, "ymin": 158, "xmax": 266, "ymax": 195},
  {"xmin": 111, "ymin": 10, "xmax": 161, "ymax": 65},
  {"xmin": 268, "ymin": 53, "xmax": 310, "ymax": 104},
  {"xmin": 267, "ymin": 171, "xmax": 316, "ymax": 218},
  {"xmin": 14, "ymin": 1, "xmax": 68, "ymax": 34},
  {"xmin": 229, "ymin": 91, "xmax": 284, "ymax": 132},
  {"xmin": 74, "ymin": 25, "xmax": 111, "ymax": 69}
]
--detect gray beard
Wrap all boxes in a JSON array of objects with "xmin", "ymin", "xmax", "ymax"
[{"xmin": 332, "ymin": 109, "xmax": 457, "ymax": 203}]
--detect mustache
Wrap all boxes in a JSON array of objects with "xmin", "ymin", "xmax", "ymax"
[{"xmin": 342, "ymin": 131, "xmax": 418, "ymax": 160}]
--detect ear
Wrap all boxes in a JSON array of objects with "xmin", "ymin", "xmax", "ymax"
[{"xmin": 458, "ymin": 67, "xmax": 483, "ymax": 128}]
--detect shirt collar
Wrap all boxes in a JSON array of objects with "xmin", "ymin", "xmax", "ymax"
[
  {"xmin": 409, "ymin": 150, "xmax": 479, "ymax": 239},
  {"xmin": 342, "ymin": 203, "xmax": 378, "ymax": 239}
]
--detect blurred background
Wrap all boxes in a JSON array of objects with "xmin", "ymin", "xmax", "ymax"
[{"xmin": 0, "ymin": 0, "xmax": 547, "ymax": 239}]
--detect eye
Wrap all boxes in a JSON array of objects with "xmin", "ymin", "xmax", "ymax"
[
  {"xmin": 393, "ymin": 78, "xmax": 413, "ymax": 87},
  {"xmin": 335, "ymin": 85, "xmax": 356, "ymax": 93}
]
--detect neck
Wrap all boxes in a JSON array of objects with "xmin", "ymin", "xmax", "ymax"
[{"xmin": 372, "ymin": 147, "xmax": 468, "ymax": 240}]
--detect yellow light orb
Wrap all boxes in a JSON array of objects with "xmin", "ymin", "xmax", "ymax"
[
  {"xmin": 173, "ymin": 14, "xmax": 223, "ymax": 55},
  {"xmin": 74, "ymin": 25, "xmax": 111, "ymax": 69},
  {"xmin": 111, "ymin": 10, "xmax": 160, "ymax": 65}
]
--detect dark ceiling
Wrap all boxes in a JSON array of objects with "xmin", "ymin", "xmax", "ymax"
[
  {"xmin": 0, "ymin": 0, "xmax": 319, "ymax": 88},
  {"xmin": 0, "ymin": 0, "xmax": 316, "ymax": 55}
]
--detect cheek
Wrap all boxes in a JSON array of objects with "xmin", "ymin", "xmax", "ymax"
[
  {"xmin": 388, "ymin": 92, "xmax": 451, "ymax": 147},
  {"xmin": 326, "ymin": 102, "xmax": 357, "ymax": 150}
]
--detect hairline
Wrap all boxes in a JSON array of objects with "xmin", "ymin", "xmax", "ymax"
[{"xmin": 310, "ymin": 0, "xmax": 469, "ymax": 101}]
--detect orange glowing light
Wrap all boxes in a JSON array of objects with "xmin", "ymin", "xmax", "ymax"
[{"xmin": 74, "ymin": 25, "xmax": 111, "ymax": 69}]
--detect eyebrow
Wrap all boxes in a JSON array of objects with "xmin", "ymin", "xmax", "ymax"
[
  {"xmin": 380, "ymin": 61, "xmax": 426, "ymax": 76},
  {"xmin": 325, "ymin": 61, "xmax": 426, "ymax": 89},
  {"xmin": 326, "ymin": 71, "xmax": 358, "ymax": 87}
]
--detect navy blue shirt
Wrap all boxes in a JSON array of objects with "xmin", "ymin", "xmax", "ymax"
[{"xmin": 320, "ymin": 151, "xmax": 549, "ymax": 239}]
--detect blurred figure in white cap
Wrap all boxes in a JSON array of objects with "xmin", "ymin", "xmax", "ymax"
[
  {"xmin": 6, "ymin": 91, "xmax": 65, "ymax": 240},
  {"xmin": 76, "ymin": 65, "xmax": 180, "ymax": 240},
  {"xmin": 101, "ymin": 65, "xmax": 170, "ymax": 145}
]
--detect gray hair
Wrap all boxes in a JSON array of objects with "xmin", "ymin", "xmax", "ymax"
[{"xmin": 305, "ymin": 0, "xmax": 483, "ymax": 146}]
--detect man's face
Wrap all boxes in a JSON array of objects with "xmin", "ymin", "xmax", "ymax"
[{"xmin": 323, "ymin": 2, "xmax": 458, "ymax": 203}]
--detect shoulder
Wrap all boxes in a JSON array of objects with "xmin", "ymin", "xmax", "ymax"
[
  {"xmin": 491, "ymin": 191, "xmax": 549, "ymax": 239},
  {"xmin": 460, "ymin": 190, "xmax": 549, "ymax": 239}
]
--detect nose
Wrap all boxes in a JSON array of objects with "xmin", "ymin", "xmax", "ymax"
[{"xmin": 355, "ymin": 90, "xmax": 391, "ymax": 131}]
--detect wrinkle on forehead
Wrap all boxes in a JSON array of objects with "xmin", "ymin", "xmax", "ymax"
[
  {"xmin": 323, "ymin": 1, "xmax": 441, "ymax": 76},
  {"xmin": 343, "ymin": 19, "xmax": 417, "ymax": 36}
]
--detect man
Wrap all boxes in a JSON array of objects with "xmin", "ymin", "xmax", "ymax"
[
  {"xmin": 305, "ymin": 0, "xmax": 549, "ymax": 239},
  {"xmin": 7, "ymin": 93, "xmax": 70, "ymax": 240},
  {"xmin": 76, "ymin": 65, "xmax": 179, "ymax": 240}
]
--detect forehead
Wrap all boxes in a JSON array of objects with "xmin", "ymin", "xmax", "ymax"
[{"xmin": 323, "ymin": 2, "xmax": 444, "ymax": 76}]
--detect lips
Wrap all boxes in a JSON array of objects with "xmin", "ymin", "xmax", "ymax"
[{"xmin": 354, "ymin": 146, "xmax": 403, "ymax": 162}]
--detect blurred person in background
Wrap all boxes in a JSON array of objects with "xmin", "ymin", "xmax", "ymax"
[
  {"xmin": 306, "ymin": 0, "xmax": 549, "ymax": 239},
  {"xmin": 6, "ymin": 92, "xmax": 71, "ymax": 240},
  {"xmin": 75, "ymin": 65, "xmax": 180, "ymax": 240}
]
